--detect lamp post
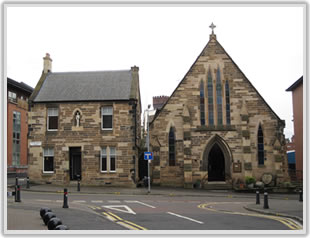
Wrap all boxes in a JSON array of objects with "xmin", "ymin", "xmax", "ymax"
[{"xmin": 147, "ymin": 104, "xmax": 151, "ymax": 194}]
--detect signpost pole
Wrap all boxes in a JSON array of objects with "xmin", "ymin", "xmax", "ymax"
[{"xmin": 147, "ymin": 105, "xmax": 151, "ymax": 194}]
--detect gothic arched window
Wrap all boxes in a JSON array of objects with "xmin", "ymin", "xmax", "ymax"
[
  {"xmin": 216, "ymin": 67, "xmax": 223, "ymax": 125},
  {"xmin": 200, "ymin": 81, "xmax": 205, "ymax": 126},
  {"xmin": 207, "ymin": 70, "xmax": 214, "ymax": 125},
  {"xmin": 258, "ymin": 125, "xmax": 264, "ymax": 165},
  {"xmin": 169, "ymin": 127, "xmax": 176, "ymax": 166},
  {"xmin": 225, "ymin": 80, "xmax": 231, "ymax": 125}
]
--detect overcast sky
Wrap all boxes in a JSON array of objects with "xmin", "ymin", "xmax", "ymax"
[{"xmin": 5, "ymin": 4, "xmax": 304, "ymax": 139}]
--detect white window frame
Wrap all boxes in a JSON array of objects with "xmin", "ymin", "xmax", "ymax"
[
  {"xmin": 101, "ymin": 106, "xmax": 113, "ymax": 130},
  {"xmin": 43, "ymin": 148, "xmax": 54, "ymax": 173},
  {"xmin": 8, "ymin": 91, "xmax": 17, "ymax": 102},
  {"xmin": 47, "ymin": 108, "xmax": 59, "ymax": 131},
  {"xmin": 100, "ymin": 147, "xmax": 108, "ymax": 173},
  {"xmin": 100, "ymin": 147, "xmax": 116, "ymax": 173}
]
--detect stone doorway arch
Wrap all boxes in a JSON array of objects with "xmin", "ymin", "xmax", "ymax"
[{"xmin": 201, "ymin": 135, "xmax": 232, "ymax": 181}]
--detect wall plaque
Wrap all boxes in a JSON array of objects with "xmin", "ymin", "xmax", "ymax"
[
  {"xmin": 233, "ymin": 162, "xmax": 242, "ymax": 173},
  {"xmin": 30, "ymin": 141, "xmax": 41, "ymax": 146}
]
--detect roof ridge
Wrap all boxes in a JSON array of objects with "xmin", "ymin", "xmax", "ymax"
[{"xmin": 49, "ymin": 69, "xmax": 131, "ymax": 74}]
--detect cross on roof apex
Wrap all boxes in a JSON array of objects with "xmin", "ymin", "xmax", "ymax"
[{"xmin": 209, "ymin": 22, "xmax": 216, "ymax": 34}]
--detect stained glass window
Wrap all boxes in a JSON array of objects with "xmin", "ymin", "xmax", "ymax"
[
  {"xmin": 225, "ymin": 80, "xmax": 231, "ymax": 125},
  {"xmin": 169, "ymin": 127, "xmax": 176, "ymax": 166},
  {"xmin": 200, "ymin": 81, "xmax": 205, "ymax": 125},
  {"xmin": 258, "ymin": 125, "xmax": 264, "ymax": 165},
  {"xmin": 207, "ymin": 70, "xmax": 214, "ymax": 125},
  {"xmin": 216, "ymin": 67, "xmax": 223, "ymax": 125}
]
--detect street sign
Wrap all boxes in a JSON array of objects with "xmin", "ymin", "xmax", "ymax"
[{"xmin": 144, "ymin": 152, "xmax": 153, "ymax": 160}]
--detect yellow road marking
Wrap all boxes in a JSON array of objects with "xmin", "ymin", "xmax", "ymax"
[
  {"xmin": 123, "ymin": 220, "xmax": 148, "ymax": 230},
  {"xmin": 102, "ymin": 212, "xmax": 117, "ymax": 221},
  {"xmin": 108, "ymin": 212, "xmax": 123, "ymax": 221},
  {"xmin": 198, "ymin": 202, "xmax": 302, "ymax": 230},
  {"xmin": 117, "ymin": 221, "xmax": 138, "ymax": 230}
]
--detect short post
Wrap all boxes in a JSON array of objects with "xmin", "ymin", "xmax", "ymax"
[
  {"xmin": 77, "ymin": 178, "xmax": 80, "ymax": 192},
  {"xmin": 63, "ymin": 188, "xmax": 69, "ymax": 208},
  {"xmin": 256, "ymin": 190, "xmax": 260, "ymax": 204},
  {"xmin": 15, "ymin": 176, "xmax": 18, "ymax": 186},
  {"xmin": 263, "ymin": 191, "xmax": 269, "ymax": 209},
  {"xmin": 26, "ymin": 177, "xmax": 30, "ymax": 189},
  {"xmin": 15, "ymin": 185, "xmax": 21, "ymax": 202},
  {"xmin": 299, "ymin": 189, "xmax": 303, "ymax": 202}
]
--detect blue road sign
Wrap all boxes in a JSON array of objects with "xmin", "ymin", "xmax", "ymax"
[{"xmin": 144, "ymin": 152, "xmax": 153, "ymax": 160}]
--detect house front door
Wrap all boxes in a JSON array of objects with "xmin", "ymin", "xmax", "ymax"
[{"xmin": 69, "ymin": 147, "xmax": 81, "ymax": 180}]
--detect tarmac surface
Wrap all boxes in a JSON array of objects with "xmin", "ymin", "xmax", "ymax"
[{"xmin": 5, "ymin": 177, "xmax": 305, "ymax": 231}]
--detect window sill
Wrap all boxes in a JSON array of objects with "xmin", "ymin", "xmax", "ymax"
[
  {"xmin": 101, "ymin": 128, "xmax": 113, "ymax": 131},
  {"xmin": 42, "ymin": 172, "xmax": 54, "ymax": 176},
  {"xmin": 100, "ymin": 171, "xmax": 116, "ymax": 174}
]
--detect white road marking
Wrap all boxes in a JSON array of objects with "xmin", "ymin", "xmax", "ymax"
[
  {"xmin": 125, "ymin": 200, "xmax": 156, "ymax": 208},
  {"xmin": 35, "ymin": 199, "xmax": 52, "ymax": 202},
  {"xmin": 56, "ymin": 200, "xmax": 62, "ymax": 203},
  {"xmin": 73, "ymin": 200, "xmax": 86, "ymax": 203},
  {"xmin": 167, "ymin": 212, "xmax": 204, "ymax": 224},
  {"xmin": 103, "ymin": 205, "xmax": 136, "ymax": 215},
  {"xmin": 108, "ymin": 200, "xmax": 121, "ymax": 203},
  {"xmin": 91, "ymin": 200, "xmax": 103, "ymax": 203}
]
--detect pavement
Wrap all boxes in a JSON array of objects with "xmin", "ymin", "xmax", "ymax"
[{"xmin": 5, "ymin": 177, "xmax": 304, "ymax": 231}]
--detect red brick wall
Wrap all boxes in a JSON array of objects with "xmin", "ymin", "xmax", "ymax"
[{"xmin": 7, "ymin": 102, "xmax": 29, "ymax": 173}]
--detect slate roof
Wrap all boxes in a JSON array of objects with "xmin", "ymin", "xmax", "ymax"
[
  {"xmin": 33, "ymin": 70, "xmax": 133, "ymax": 102},
  {"xmin": 7, "ymin": 77, "xmax": 34, "ymax": 94}
]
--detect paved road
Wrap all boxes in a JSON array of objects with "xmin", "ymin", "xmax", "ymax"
[{"xmin": 6, "ymin": 191, "xmax": 303, "ymax": 231}]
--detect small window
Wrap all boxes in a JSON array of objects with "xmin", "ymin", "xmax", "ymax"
[
  {"xmin": 101, "ymin": 107, "xmax": 113, "ymax": 130},
  {"xmin": 8, "ymin": 91, "xmax": 17, "ymax": 102},
  {"xmin": 100, "ymin": 147, "xmax": 116, "ymax": 173},
  {"xmin": 43, "ymin": 148, "xmax": 54, "ymax": 173},
  {"xmin": 225, "ymin": 80, "xmax": 231, "ymax": 125},
  {"xmin": 47, "ymin": 108, "xmax": 58, "ymax": 131},
  {"xmin": 169, "ymin": 127, "xmax": 176, "ymax": 166},
  {"xmin": 207, "ymin": 70, "xmax": 214, "ymax": 125},
  {"xmin": 216, "ymin": 67, "xmax": 223, "ymax": 125}
]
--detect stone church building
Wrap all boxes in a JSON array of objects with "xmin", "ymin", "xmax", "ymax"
[
  {"xmin": 149, "ymin": 26, "xmax": 289, "ymax": 189},
  {"xmin": 28, "ymin": 53, "xmax": 141, "ymax": 187}
]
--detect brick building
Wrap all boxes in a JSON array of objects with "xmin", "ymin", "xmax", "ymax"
[
  {"xmin": 7, "ymin": 78, "xmax": 33, "ymax": 175},
  {"xmin": 149, "ymin": 27, "xmax": 289, "ymax": 189},
  {"xmin": 28, "ymin": 54, "xmax": 141, "ymax": 187},
  {"xmin": 286, "ymin": 76, "xmax": 303, "ymax": 181}
]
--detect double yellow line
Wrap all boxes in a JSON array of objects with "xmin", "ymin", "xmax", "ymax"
[
  {"xmin": 102, "ymin": 212, "xmax": 147, "ymax": 230},
  {"xmin": 198, "ymin": 203, "xmax": 302, "ymax": 230}
]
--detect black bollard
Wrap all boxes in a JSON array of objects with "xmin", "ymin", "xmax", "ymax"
[
  {"xmin": 256, "ymin": 190, "xmax": 260, "ymax": 204},
  {"xmin": 15, "ymin": 185, "xmax": 21, "ymax": 202},
  {"xmin": 263, "ymin": 192, "xmax": 269, "ymax": 209},
  {"xmin": 77, "ymin": 179, "xmax": 80, "ymax": 192},
  {"xmin": 15, "ymin": 176, "xmax": 18, "ymax": 186},
  {"xmin": 299, "ymin": 190, "xmax": 303, "ymax": 202},
  {"xmin": 26, "ymin": 177, "xmax": 30, "ymax": 189},
  {"xmin": 63, "ymin": 188, "xmax": 69, "ymax": 208}
]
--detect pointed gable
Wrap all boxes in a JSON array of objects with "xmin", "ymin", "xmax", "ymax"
[{"xmin": 152, "ymin": 33, "xmax": 283, "ymax": 125}]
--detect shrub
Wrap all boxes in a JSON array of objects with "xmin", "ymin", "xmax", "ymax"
[{"xmin": 245, "ymin": 176, "xmax": 256, "ymax": 185}]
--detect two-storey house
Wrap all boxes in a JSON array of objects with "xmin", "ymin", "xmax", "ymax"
[{"xmin": 28, "ymin": 54, "xmax": 141, "ymax": 187}]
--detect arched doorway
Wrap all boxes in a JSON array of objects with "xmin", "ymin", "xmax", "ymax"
[
  {"xmin": 208, "ymin": 144, "xmax": 225, "ymax": 181},
  {"xmin": 201, "ymin": 135, "xmax": 232, "ymax": 182}
]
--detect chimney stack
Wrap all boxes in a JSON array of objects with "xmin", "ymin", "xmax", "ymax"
[{"xmin": 43, "ymin": 53, "xmax": 52, "ymax": 73}]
